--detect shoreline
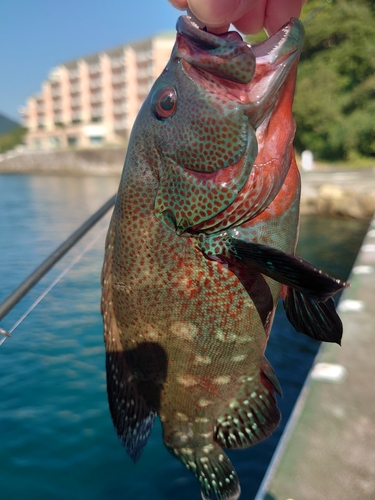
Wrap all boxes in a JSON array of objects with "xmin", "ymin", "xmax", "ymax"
[{"xmin": 1, "ymin": 148, "xmax": 374, "ymax": 219}]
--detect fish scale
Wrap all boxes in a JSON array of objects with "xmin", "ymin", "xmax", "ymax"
[{"xmin": 101, "ymin": 15, "xmax": 347, "ymax": 500}]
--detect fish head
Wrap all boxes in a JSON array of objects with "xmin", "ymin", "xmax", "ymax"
[{"xmin": 134, "ymin": 16, "xmax": 304, "ymax": 233}]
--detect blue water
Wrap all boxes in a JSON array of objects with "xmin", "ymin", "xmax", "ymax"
[{"xmin": 0, "ymin": 174, "xmax": 368, "ymax": 500}]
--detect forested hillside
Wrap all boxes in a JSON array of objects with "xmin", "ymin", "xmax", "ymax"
[{"xmin": 0, "ymin": 113, "xmax": 19, "ymax": 135}]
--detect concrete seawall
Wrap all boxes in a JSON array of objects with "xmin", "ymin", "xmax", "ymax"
[
  {"xmin": 0, "ymin": 149, "xmax": 374, "ymax": 219},
  {"xmin": 300, "ymin": 168, "xmax": 375, "ymax": 219},
  {"xmin": 0, "ymin": 148, "xmax": 126, "ymax": 176},
  {"xmin": 255, "ymin": 214, "xmax": 375, "ymax": 500}
]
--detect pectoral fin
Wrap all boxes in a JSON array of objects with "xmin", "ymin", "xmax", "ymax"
[
  {"xmin": 225, "ymin": 237, "xmax": 347, "ymax": 344},
  {"xmin": 226, "ymin": 237, "xmax": 348, "ymax": 301},
  {"xmin": 284, "ymin": 288, "xmax": 343, "ymax": 344}
]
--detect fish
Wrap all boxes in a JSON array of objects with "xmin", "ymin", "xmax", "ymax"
[{"xmin": 101, "ymin": 15, "xmax": 347, "ymax": 500}]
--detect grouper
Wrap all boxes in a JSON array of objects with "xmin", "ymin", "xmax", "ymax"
[{"xmin": 101, "ymin": 16, "xmax": 346, "ymax": 500}]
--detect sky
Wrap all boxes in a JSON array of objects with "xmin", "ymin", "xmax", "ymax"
[{"xmin": 0, "ymin": 0, "xmax": 182, "ymax": 121}]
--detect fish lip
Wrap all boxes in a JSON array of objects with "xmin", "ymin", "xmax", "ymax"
[
  {"xmin": 176, "ymin": 15, "xmax": 255, "ymax": 84},
  {"xmin": 251, "ymin": 18, "xmax": 304, "ymax": 64},
  {"xmin": 176, "ymin": 14, "xmax": 304, "ymax": 63},
  {"xmin": 176, "ymin": 15, "xmax": 248, "ymax": 51},
  {"xmin": 175, "ymin": 15, "xmax": 304, "ymax": 106}
]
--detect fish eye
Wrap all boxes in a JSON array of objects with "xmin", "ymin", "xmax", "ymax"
[{"xmin": 151, "ymin": 87, "xmax": 177, "ymax": 119}]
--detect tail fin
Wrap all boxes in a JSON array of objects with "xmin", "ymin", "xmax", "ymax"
[{"xmin": 169, "ymin": 444, "xmax": 240, "ymax": 500}]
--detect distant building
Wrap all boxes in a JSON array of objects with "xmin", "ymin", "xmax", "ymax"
[{"xmin": 20, "ymin": 33, "xmax": 175, "ymax": 150}]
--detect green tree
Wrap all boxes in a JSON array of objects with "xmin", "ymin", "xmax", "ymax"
[
  {"xmin": 0, "ymin": 127, "xmax": 27, "ymax": 154},
  {"xmin": 293, "ymin": 0, "xmax": 375, "ymax": 160}
]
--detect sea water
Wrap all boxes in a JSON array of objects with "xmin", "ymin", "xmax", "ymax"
[{"xmin": 0, "ymin": 174, "xmax": 368, "ymax": 500}]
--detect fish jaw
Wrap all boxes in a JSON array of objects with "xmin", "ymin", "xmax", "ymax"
[{"xmin": 176, "ymin": 15, "xmax": 304, "ymax": 125}]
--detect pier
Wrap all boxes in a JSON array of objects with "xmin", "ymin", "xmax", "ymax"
[{"xmin": 255, "ymin": 215, "xmax": 375, "ymax": 500}]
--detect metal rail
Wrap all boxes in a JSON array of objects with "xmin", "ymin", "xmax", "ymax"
[{"xmin": 0, "ymin": 194, "xmax": 116, "ymax": 323}]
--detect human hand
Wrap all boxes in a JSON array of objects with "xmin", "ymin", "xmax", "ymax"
[{"xmin": 168, "ymin": 0, "xmax": 307, "ymax": 35}]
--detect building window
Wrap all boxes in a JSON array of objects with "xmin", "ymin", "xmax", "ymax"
[
  {"xmin": 68, "ymin": 136, "xmax": 78, "ymax": 146},
  {"xmin": 49, "ymin": 137, "xmax": 61, "ymax": 148},
  {"xmin": 91, "ymin": 116, "xmax": 102, "ymax": 122},
  {"xmin": 90, "ymin": 136, "xmax": 104, "ymax": 144}
]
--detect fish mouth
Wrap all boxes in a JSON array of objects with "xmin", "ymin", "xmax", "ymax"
[
  {"xmin": 176, "ymin": 15, "xmax": 255, "ymax": 84},
  {"xmin": 176, "ymin": 15, "xmax": 304, "ymax": 113}
]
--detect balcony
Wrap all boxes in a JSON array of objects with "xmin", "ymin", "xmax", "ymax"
[
  {"xmin": 112, "ymin": 73, "xmax": 125, "ymax": 84},
  {"xmin": 114, "ymin": 118, "xmax": 127, "ymax": 130},
  {"xmin": 112, "ymin": 88, "xmax": 125, "ymax": 99},
  {"xmin": 53, "ymin": 117, "xmax": 64, "ymax": 127},
  {"xmin": 51, "ymin": 87, "xmax": 61, "ymax": 98},
  {"xmin": 113, "ymin": 102, "xmax": 128, "ymax": 114},
  {"xmin": 136, "ymin": 50, "xmax": 152, "ymax": 63},
  {"xmin": 111, "ymin": 58, "xmax": 124, "ymax": 69},
  {"xmin": 138, "ymin": 83, "xmax": 150, "ymax": 96},
  {"xmin": 69, "ymin": 69, "xmax": 79, "ymax": 79},
  {"xmin": 137, "ymin": 67, "xmax": 153, "ymax": 79},
  {"xmin": 90, "ymin": 93, "xmax": 102, "ymax": 104},
  {"xmin": 71, "ymin": 112, "xmax": 82, "ymax": 122},
  {"xmin": 91, "ymin": 106, "xmax": 103, "ymax": 118},
  {"xmin": 89, "ymin": 63, "xmax": 101, "ymax": 76},
  {"xmin": 70, "ymin": 97, "xmax": 81, "ymax": 107},
  {"xmin": 90, "ymin": 78, "xmax": 101, "ymax": 90},
  {"xmin": 70, "ymin": 83, "xmax": 80, "ymax": 94}
]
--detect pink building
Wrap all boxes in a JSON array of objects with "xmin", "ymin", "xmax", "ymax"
[{"xmin": 21, "ymin": 33, "xmax": 175, "ymax": 150}]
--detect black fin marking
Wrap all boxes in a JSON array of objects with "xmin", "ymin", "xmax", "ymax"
[
  {"xmin": 215, "ymin": 357, "xmax": 281, "ymax": 450},
  {"xmin": 170, "ymin": 444, "xmax": 240, "ymax": 500},
  {"xmin": 101, "ymin": 216, "xmax": 155, "ymax": 462},
  {"xmin": 105, "ymin": 351, "xmax": 156, "ymax": 462},
  {"xmin": 227, "ymin": 237, "xmax": 348, "ymax": 301},
  {"xmin": 284, "ymin": 287, "xmax": 343, "ymax": 345}
]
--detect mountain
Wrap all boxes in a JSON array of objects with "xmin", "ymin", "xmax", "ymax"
[{"xmin": 0, "ymin": 113, "xmax": 20, "ymax": 135}]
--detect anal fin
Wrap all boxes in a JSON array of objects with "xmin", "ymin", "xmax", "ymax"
[
  {"xmin": 284, "ymin": 287, "xmax": 343, "ymax": 344},
  {"xmin": 215, "ymin": 357, "xmax": 281, "ymax": 450}
]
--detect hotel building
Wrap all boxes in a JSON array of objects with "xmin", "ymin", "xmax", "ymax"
[{"xmin": 21, "ymin": 33, "xmax": 175, "ymax": 150}]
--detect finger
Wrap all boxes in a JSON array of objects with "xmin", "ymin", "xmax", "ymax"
[
  {"xmin": 264, "ymin": 0, "xmax": 306, "ymax": 35},
  {"xmin": 187, "ymin": 0, "xmax": 262, "ymax": 28},
  {"xmin": 232, "ymin": 0, "xmax": 267, "ymax": 35},
  {"xmin": 168, "ymin": 0, "xmax": 188, "ymax": 10}
]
